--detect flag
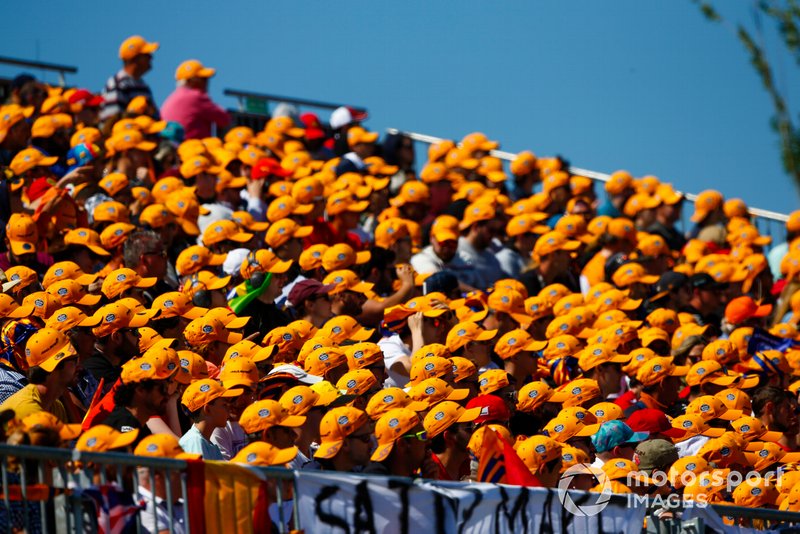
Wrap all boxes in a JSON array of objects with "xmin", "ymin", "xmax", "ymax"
[
  {"xmin": 477, "ymin": 427, "xmax": 541, "ymax": 487},
  {"xmin": 748, "ymin": 327, "xmax": 798, "ymax": 354},
  {"xmin": 82, "ymin": 484, "xmax": 143, "ymax": 534},
  {"xmin": 185, "ymin": 459, "xmax": 271, "ymax": 534}
]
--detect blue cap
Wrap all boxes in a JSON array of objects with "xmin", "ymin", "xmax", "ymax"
[
  {"xmin": 590, "ymin": 420, "xmax": 649, "ymax": 453},
  {"xmin": 160, "ymin": 121, "xmax": 184, "ymax": 144},
  {"xmin": 65, "ymin": 143, "xmax": 97, "ymax": 173},
  {"xmin": 422, "ymin": 270, "xmax": 458, "ymax": 296}
]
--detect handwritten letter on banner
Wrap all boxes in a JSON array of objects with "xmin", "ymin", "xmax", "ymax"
[{"xmin": 294, "ymin": 471, "xmax": 648, "ymax": 534}]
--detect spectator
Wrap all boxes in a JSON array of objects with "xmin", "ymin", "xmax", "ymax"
[
  {"xmin": 101, "ymin": 35, "xmax": 159, "ymax": 124},
  {"xmin": 161, "ymin": 60, "xmax": 230, "ymax": 140},
  {"xmin": 179, "ymin": 378, "xmax": 242, "ymax": 460},
  {"xmin": 314, "ymin": 406, "xmax": 372, "ymax": 472}
]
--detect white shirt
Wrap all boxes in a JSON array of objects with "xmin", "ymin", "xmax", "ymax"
[
  {"xmin": 180, "ymin": 425, "xmax": 224, "ymax": 461},
  {"xmin": 211, "ymin": 421, "xmax": 248, "ymax": 461},
  {"xmin": 137, "ymin": 486, "xmax": 186, "ymax": 534},
  {"xmin": 378, "ymin": 334, "xmax": 411, "ymax": 388}
]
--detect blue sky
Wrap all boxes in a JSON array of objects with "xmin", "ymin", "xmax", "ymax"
[{"xmin": 4, "ymin": 1, "xmax": 799, "ymax": 215}]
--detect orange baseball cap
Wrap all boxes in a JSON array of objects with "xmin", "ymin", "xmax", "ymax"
[
  {"xmin": 408, "ymin": 377, "xmax": 468, "ymax": 407},
  {"xmin": 182, "ymin": 378, "xmax": 242, "ymax": 413},
  {"xmin": 494, "ymin": 329, "xmax": 546, "ymax": 360},
  {"xmin": 63, "ymin": 228, "xmax": 111, "ymax": 256},
  {"xmin": 10, "ymin": 147, "xmax": 57, "ymax": 175},
  {"xmin": 578, "ymin": 344, "xmax": 631, "ymax": 372},
  {"xmin": 636, "ymin": 356, "xmax": 689, "ymax": 387},
  {"xmin": 366, "ymin": 387, "xmax": 427, "ymax": 419},
  {"xmin": 409, "ymin": 356, "xmax": 452, "ymax": 384},
  {"xmin": 101, "ymin": 268, "xmax": 156, "ymax": 299},
  {"xmin": 549, "ymin": 379, "xmax": 601, "ymax": 408},
  {"xmin": 231, "ymin": 441, "xmax": 298, "ymax": 467},
  {"xmin": 458, "ymin": 202, "xmax": 495, "ymax": 231},
  {"xmin": 88, "ymin": 301, "xmax": 152, "ymax": 337},
  {"xmin": 336, "ymin": 369, "xmax": 378, "ymax": 396},
  {"xmin": 725, "ymin": 296, "xmax": 772, "ymax": 325},
  {"xmin": 691, "ymin": 190, "xmax": 724, "ymax": 222},
  {"xmin": 239, "ymin": 399, "xmax": 305, "ymax": 434},
  {"xmin": 326, "ymin": 191, "xmax": 370, "ymax": 216},
  {"xmin": 175, "ymin": 59, "xmax": 216, "ymax": 80},
  {"xmin": 44, "ymin": 306, "xmax": 98, "ymax": 331},
  {"xmin": 264, "ymin": 219, "xmax": 313, "ymax": 250},
  {"xmin": 6, "ymin": 214, "xmax": 38, "ymax": 255},
  {"xmin": 134, "ymin": 434, "xmax": 199, "ymax": 460},
  {"xmin": 24, "ymin": 328, "xmax": 77, "ymax": 372},
  {"xmin": 533, "ymin": 231, "xmax": 580, "ymax": 258},
  {"xmin": 218, "ymin": 357, "xmax": 259, "ymax": 390},
  {"xmin": 304, "ymin": 346, "xmax": 347, "ymax": 377},
  {"xmin": 202, "ymin": 219, "xmax": 253, "ymax": 246},
  {"xmin": 120, "ymin": 349, "xmax": 177, "ymax": 384},
  {"xmin": 423, "ymin": 400, "xmax": 481, "ymax": 439},
  {"xmin": 266, "ymin": 195, "xmax": 313, "ymax": 222},
  {"xmin": 22, "ymin": 412, "xmax": 81, "ymax": 441},
  {"xmin": 321, "ymin": 244, "xmax": 370, "ymax": 272},
  {"xmin": 543, "ymin": 414, "xmax": 600, "ymax": 443},
  {"xmin": 45, "ymin": 278, "xmax": 101, "ymax": 307},
  {"xmin": 515, "ymin": 381, "xmax": 553, "ymax": 413},
  {"xmin": 344, "ymin": 342, "xmax": 384, "ymax": 370},
  {"xmin": 149, "ymin": 291, "xmax": 207, "ymax": 320},
  {"xmin": 77, "ymin": 425, "xmax": 139, "ymax": 452},
  {"xmin": 605, "ymin": 170, "xmax": 634, "ymax": 195},
  {"xmin": 278, "ymin": 385, "xmax": 321, "ymax": 416},
  {"xmin": 390, "ymin": 181, "xmax": 429, "ymax": 207},
  {"xmin": 371, "ymin": 407, "xmax": 423, "ymax": 462},
  {"xmin": 314, "ymin": 406, "xmax": 371, "ymax": 459},
  {"xmin": 445, "ymin": 321, "xmax": 497, "ymax": 352},
  {"xmin": 183, "ymin": 316, "xmax": 242, "ymax": 347},
  {"xmin": 119, "ymin": 35, "xmax": 158, "ymax": 60},
  {"xmin": 318, "ymin": 315, "xmax": 373, "ymax": 343},
  {"xmin": 686, "ymin": 395, "xmax": 743, "ymax": 422},
  {"xmin": 0, "ymin": 294, "xmax": 34, "ymax": 320},
  {"xmin": 477, "ymin": 369, "xmax": 510, "ymax": 395}
]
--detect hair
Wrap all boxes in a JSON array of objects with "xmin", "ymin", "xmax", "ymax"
[
  {"xmin": 752, "ymin": 386, "xmax": 790, "ymax": 417},
  {"xmin": 114, "ymin": 379, "xmax": 161, "ymax": 407},
  {"xmin": 150, "ymin": 315, "xmax": 180, "ymax": 334},
  {"xmin": 123, "ymin": 230, "xmax": 163, "ymax": 268},
  {"xmin": 27, "ymin": 366, "xmax": 49, "ymax": 385},
  {"xmin": 430, "ymin": 433, "xmax": 447, "ymax": 454}
]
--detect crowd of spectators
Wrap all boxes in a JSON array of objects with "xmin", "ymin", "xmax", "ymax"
[{"xmin": 2, "ymin": 34, "xmax": 800, "ymax": 531}]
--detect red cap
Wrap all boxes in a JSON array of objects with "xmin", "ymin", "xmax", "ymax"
[
  {"xmin": 26, "ymin": 178, "xmax": 54, "ymax": 202},
  {"xmin": 626, "ymin": 408, "xmax": 686, "ymax": 439},
  {"xmin": 465, "ymin": 394, "xmax": 510, "ymax": 425},
  {"xmin": 251, "ymin": 157, "xmax": 292, "ymax": 180},
  {"xmin": 68, "ymin": 89, "xmax": 104, "ymax": 107},
  {"xmin": 300, "ymin": 113, "xmax": 326, "ymax": 140}
]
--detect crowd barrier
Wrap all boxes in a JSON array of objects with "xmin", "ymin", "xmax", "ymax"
[{"xmin": 4, "ymin": 443, "xmax": 800, "ymax": 533}]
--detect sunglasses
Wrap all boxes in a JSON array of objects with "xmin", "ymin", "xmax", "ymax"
[{"xmin": 402, "ymin": 430, "xmax": 428, "ymax": 441}]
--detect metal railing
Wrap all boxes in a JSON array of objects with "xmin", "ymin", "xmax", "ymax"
[
  {"xmin": 5, "ymin": 442, "xmax": 800, "ymax": 533},
  {"xmin": 0, "ymin": 57, "xmax": 78, "ymax": 87},
  {"xmin": 224, "ymin": 88, "xmax": 366, "ymax": 116},
  {"xmin": 387, "ymin": 128, "xmax": 791, "ymax": 245}
]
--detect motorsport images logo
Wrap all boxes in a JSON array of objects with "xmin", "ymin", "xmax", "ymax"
[{"xmin": 557, "ymin": 463, "xmax": 611, "ymax": 517}]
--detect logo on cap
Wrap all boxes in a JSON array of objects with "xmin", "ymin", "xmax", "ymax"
[
  {"xmin": 508, "ymin": 338, "xmax": 517, "ymax": 346},
  {"xmin": 140, "ymin": 363, "xmax": 152, "ymax": 371},
  {"xmin": 535, "ymin": 444, "xmax": 547, "ymax": 454},
  {"xmin": 337, "ymin": 415, "xmax": 349, "ymax": 426},
  {"xmin": 105, "ymin": 313, "xmax": 116, "ymax": 323},
  {"xmin": 383, "ymin": 394, "xmax": 395, "ymax": 403},
  {"xmin": 87, "ymin": 437, "xmax": 98, "ymax": 448},
  {"xmin": 318, "ymin": 353, "xmax": 329, "ymax": 361},
  {"xmin": 595, "ymin": 409, "xmax": 605, "ymax": 417},
  {"xmin": 57, "ymin": 313, "xmax": 68, "ymax": 322},
  {"xmin": 434, "ymin": 411, "xmax": 445, "ymax": 421},
  {"xmin": 652, "ymin": 364, "xmax": 663, "ymax": 373},
  {"xmin": 424, "ymin": 386, "xmax": 436, "ymax": 395},
  {"xmin": 202, "ymin": 325, "xmax": 214, "ymax": 334},
  {"xmin": 199, "ymin": 384, "xmax": 211, "ymax": 392},
  {"xmin": 740, "ymin": 424, "xmax": 751, "ymax": 433},
  {"xmin": 554, "ymin": 424, "xmax": 565, "ymax": 433},
  {"xmin": 592, "ymin": 348, "xmax": 603, "ymax": 356},
  {"xmin": 332, "ymin": 326, "xmax": 342, "ymax": 334},
  {"xmin": 346, "ymin": 379, "xmax": 357, "ymax": 389},
  {"xmin": 353, "ymin": 350, "xmax": 364, "ymax": 359},
  {"xmin": 34, "ymin": 298, "xmax": 44, "ymax": 307},
  {"xmin": 258, "ymin": 408, "xmax": 270, "ymax": 418},
  {"xmin": 424, "ymin": 362, "xmax": 435, "ymax": 372},
  {"xmin": 388, "ymin": 418, "xmax": 400, "ymax": 428},
  {"xmin": 292, "ymin": 395, "xmax": 303, "ymax": 405},
  {"xmin": 682, "ymin": 420, "xmax": 693, "ymax": 428},
  {"xmin": 180, "ymin": 358, "xmax": 190, "ymax": 367}
]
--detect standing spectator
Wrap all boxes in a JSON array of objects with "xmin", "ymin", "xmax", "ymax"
[
  {"xmin": 161, "ymin": 60, "xmax": 230, "ymax": 140},
  {"xmin": 100, "ymin": 35, "xmax": 159, "ymax": 124}
]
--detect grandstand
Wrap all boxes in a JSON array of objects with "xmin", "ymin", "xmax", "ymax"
[{"xmin": 1, "ymin": 42, "xmax": 800, "ymax": 533}]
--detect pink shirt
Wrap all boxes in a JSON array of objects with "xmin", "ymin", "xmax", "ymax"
[{"xmin": 160, "ymin": 86, "xmax": 230, "ymax": 140}]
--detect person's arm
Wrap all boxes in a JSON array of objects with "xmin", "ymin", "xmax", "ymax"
[
  {"xmin": 358, "ymin": 265, "xmax": 415, "ymax": 324},
  {"xmin": 197, "ymin": 93, "xmax": 231, "ymax": 128},
  {"xmin": 146, "ymin": 416, "xmax": 179, "ymax": 439}
]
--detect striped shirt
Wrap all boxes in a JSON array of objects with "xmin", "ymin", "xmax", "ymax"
[{"xmin": 100, "ymin": 69, "xmax": 157, "ymax": 121}]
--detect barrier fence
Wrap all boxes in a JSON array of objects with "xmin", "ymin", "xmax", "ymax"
[{"xmin": 5, "ymin": 443, "xmax": 800, "ymax": 533}]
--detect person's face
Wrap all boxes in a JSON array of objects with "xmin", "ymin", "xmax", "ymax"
[
  {"xmin": 697, "ymin": 288, "xmax": 724, "ymax": 314},
  {"xmin": 206, "ymin": 396, "xmax": 231, "ymax": 429},
  {"xmin": 141, "ymin": 249, "xmax": 168, "ymax": 279},
  {"xmin": 421, "ymin": 315, "xmax": 447, "ymax": 345},
  {"xmin": 432, "ymin": 237, "xmax": 458, "ymax": 263},
  {"xmin": 307, "ymin": 292, "xmax": 333, "ymax": 321},
  {"xmin": 472, "ymin": 221, "xmax": 493, "ymax": 249},
  {"xmin": 331, "ymin": 291, "xmax": 364, "ymax": 317},
  {"xmin": 401, "ymin": 425, "xmax": 429, "ymax": 472},
  {"xmin": 195, "ymin": 173, "xmax": 217, "ymax": 200},
  {"xmin": 143, "ymin": 380, "xmax": 170, "ymax": 414},
  {"xmin": 6, "ymin": 120, "xmax": 31, "ymax": 149},
  {"xmin": 267, "ymin": 425, "xmax": 298, "ymax": 448},
  {"xmin": 464, "ymin": 339, "xmax": 492, "ymax": 368},
  {"xmin": 220, "ymin": 187, "xmax": 241, "ymax": 207},
  {"xmin": 447, "ymin": 422, "xmax": 473, "ymax": 453},
  {"xmin": 344, "ymin": 425, "xmax": 373, "ymax": 468},
  {"xmin": 58, "ymin": 358, "xmax": 78, "ymax": 386},
  {"xmin": 658, "ymin": 375, "xmax": 683, "ymax": 407},
  {"xmin": 540, "ymin": 249, "xmax": 571, "ymax": 275},
  {"xmin": 549, "ymin": 186, "xmax": 570, "ymax": 206},
  {"xmin": 514, "ymin": 233, "xmax": 538, "ymax": 257},
  {"xmin": 120, "ymin": 328, "xmax": 142, "ymax": 358},
  {"xmin": 352, "ymin": 142, "xmax": 375, "ymax": 160},
  {"xmin": 277, "ymin": 237, "xmax": 304, "ymax": 262},
  {"xmin": 365, "ymin": 361, "xmax": 388, "ymax": 386},
  {"xmin": 132, "ymin": 53, "xmax": 153, "ymax": 76},
  {"xmin": 391, "ymin": 236, "xmax": 413, "ymax": 264},
  {"xmin": 773, "ymin": 398, "xmax": 800, "ymax": 435}
]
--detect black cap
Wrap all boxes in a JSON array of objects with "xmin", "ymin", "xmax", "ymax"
[
  {"xmin": 650, "ymin": 271, "xmax": 689, "ymax": 301},
  {"xmin": 423, "ymin": 270, "xmax": 459, "ymax": 296},
  {"xmin": 689, "ymin": 272, "xmax": 728, "ymax": 291}
]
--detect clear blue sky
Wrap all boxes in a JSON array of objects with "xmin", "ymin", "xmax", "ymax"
[{"xmin": 4, "ymin": 1, "xmax": 799, "ymax": 215}]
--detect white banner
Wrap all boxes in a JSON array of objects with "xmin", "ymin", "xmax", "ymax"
[{"xmin": 294, "ymin": 471, "xmax": 649, "ymax": 534}]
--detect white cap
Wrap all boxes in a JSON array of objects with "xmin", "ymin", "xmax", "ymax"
[{"xmin": 329, "ymin": 107, "xmax": 352, "ymax": 129}]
